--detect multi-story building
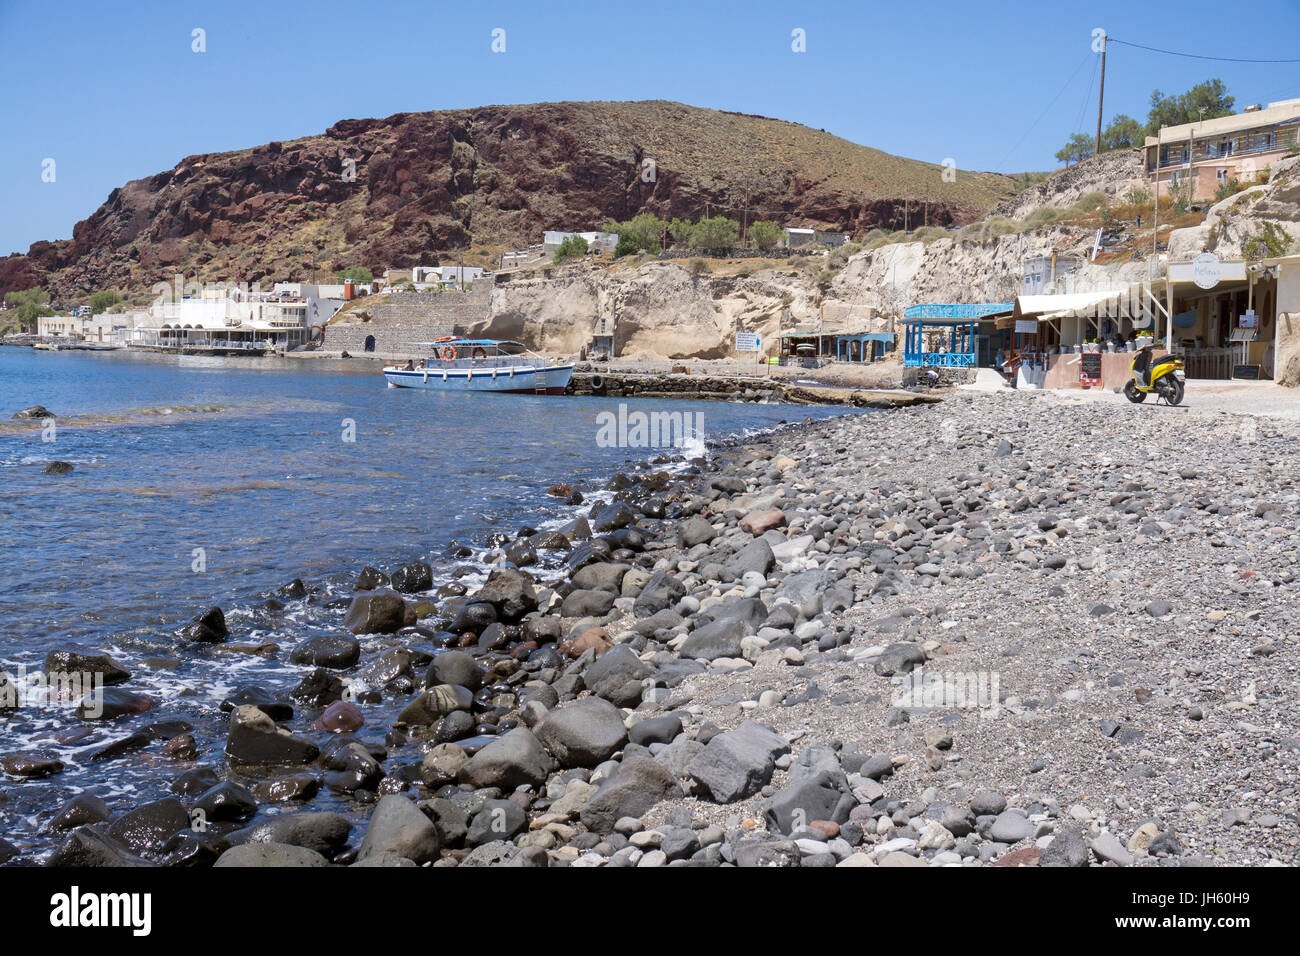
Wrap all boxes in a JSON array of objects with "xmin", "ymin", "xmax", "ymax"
[{"xmin": 1145, "ymin": 98, "xmax": 1300, "ymax": 202}]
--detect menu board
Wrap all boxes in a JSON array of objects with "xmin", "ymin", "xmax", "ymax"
[{"xmin": 1080, "ymin": 352, "xmax": 1102, "ymax": 386}]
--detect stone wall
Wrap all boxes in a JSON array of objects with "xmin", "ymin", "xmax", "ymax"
[{"xmin": 325, "ymin": 279, "xmax": 493, "ymax": 356}]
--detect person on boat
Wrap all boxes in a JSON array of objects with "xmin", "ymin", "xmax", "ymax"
[
  {"xmin": 416, "ymin": 359, "xmax": 426, "ymax": 369},
  {"xmin": 404, "ymin": 359, "xmax": 415, "ymax": 370}
]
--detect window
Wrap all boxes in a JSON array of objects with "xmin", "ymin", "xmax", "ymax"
[{"xmin": 1217, "ymin": 168, "xmax": 1228, "ymax": 184}]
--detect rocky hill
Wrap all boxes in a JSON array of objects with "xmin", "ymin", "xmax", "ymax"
[{"xmin": 1, "ymin": 100, "xmax": 1017, "ymax": 300}]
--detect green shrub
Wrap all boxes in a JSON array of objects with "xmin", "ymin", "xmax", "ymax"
[
  {"xmin": 688, "ymin": 258, "xmax": 710, "ymax": 276},
  {"xmin": 553, "ymin": 234, "xmax": 589, "ymax": 264}
]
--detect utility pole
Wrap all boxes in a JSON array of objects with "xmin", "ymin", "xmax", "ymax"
[{"xmin": 1095, "ymin": 31, "xmax": 1107, "ymax": 156}]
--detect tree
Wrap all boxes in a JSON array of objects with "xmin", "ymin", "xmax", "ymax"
[
  {"xmin": 1055, "ymin": 133, "xmax": 1095, "ymax": 167},
  {"xmin": 747, "ymin": 220, "xmax": 783, "ymax": 250},
  {"xmin": 688, "ymin": 215, "xmax": 741, "ymax": 250},
  {"xmin": 335, "ymin": 266, "xmax": 374, "ymax": 283},
  {"xmin": 86, "ymin": 290, "xmax": 124, "ymax": 313},
  {"xmin": 603, "ymin": 213, "xmax": 668, "ymax": 254},
  {"xmin": 1, "ymin": 287, "xmax": 54, "ymax": 334},
  {"xmin": 1100, "ymin": 114, "xmax": 1143, "ymax": 151},
  {"xmin": 614, "ymin": 235, "xmax": 641, "ymax": 258},
  {"xmin": 667, "ymin": 217, "xmax": 694, "ymax": 247},
  {"xmin": 553, "ymin": 234, "xmax": 588, "ymax": 264},
  {"xmin": 1146, "ymin": 79, "xmax": 1234, "ymax": 135}
]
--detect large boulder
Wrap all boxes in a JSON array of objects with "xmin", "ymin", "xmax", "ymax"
[
  {"xmin": 458, "ymin": 728, "xmax": 555, "ymax": 790},
  {"xmin": 632, "ymin": 570, "xmax": 687, "ymax": 618},
  {"xmin": 178, "ymin": 606, "xmax": 228, "ymax": 643},
  {"xmin": 762, "ymin": 768, "xmax": 856, "ymax": 835},
  {"xmin": 289, "ymin": 634, "xmax": 360, "ymax": 669},
  {"xmin": 42, "ymin": 646, "xmax": 131, "ymax": 686},
  {"xmin": 106, "ymin": 798, "xmax": 190, "ymax": 855},
  {"xmin": 571, "ymin": 562, "xmax": 630, "ymax": 593},
  {"xmin": 357, "ymin": 795, "xmax": 440, "ymax": 864},
  {"xmin": 560, "ymin": 589, "xmax": 615, "ymax": 618},
  {"xmin": 579, "ymin": 756, "xmax": 684, "ymax": 834},
  {"xmin": 425, "ymin": 650, "xmax": 484, "ymax": 691},
  {"xmin": 536, "ymin": 697, "xmax": 629, "ymax": 768},
  {"xmin": 676, "ymin": 517, "xmax": 717, "ymax": 548},
  {"xmin": 688, "ymin": 720, "xmax": 790, "ymax": 803},
  {"xmin": 229, "ymin": 812, "xmax": 352, "ymax": 858},
  {"xmin": 343, "ymin": 592, "xmax": 406, "ymax": 634},
  {"xmin": 215, "ymin": 843, "xmax": 329, "ymax": 867},
  {"xmin": 723, "ymin": 539, "xmax": 775, "ymax": 579},
  {"xmin": 46, "ymin": 826, "xmax": 152, "ymax": 867},
  {"xmin": 395, "ymin": 684, "xmax": 473, "ymax": 727},
  {"xmin": 473, "ymin": 568, "xmax": 538, "ymax": 621},
  {"xmin": 390, "ymin": 562, "xmax": 433, "ymax": 593},
  {"xmin": 679, "ymin": 617, "xmax": 747, "ymax": 660},
  {"xmin": 583, "ymin": 645, "xmax": 652, "ymax": 707},
  {"xmin": 225, "ymin": 705, "xmax": 319, "ymax": 767}
]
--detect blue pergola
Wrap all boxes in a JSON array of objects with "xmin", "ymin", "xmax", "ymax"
[
  {"xmin": 902, "ymin": 303, "xmax": 1012, "ymax": 368},
  {"xmin": 835, "ymin": 332, "xmax": 894, "ymax": 362}
]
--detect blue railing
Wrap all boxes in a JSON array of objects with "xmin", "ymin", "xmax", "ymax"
[{"xmin": 903, "ymin": 352, "xmax": 976, "ymax": 368}]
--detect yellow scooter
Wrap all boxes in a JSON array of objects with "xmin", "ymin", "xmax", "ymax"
[{"xmin": 1123, "ymin": 344, "xmax": 1185, "ymax": 406}]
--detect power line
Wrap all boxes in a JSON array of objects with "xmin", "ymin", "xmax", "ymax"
[
  {"xmin": 995, "ymin": 51, "xmax": 1094, "ymax": 168},
  {"xmin": 1108, "ymin": 37, "xmax": 1300, "ymax": 64}
]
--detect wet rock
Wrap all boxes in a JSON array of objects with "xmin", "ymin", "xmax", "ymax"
[
  {"xmin": 106, "ymin": 797, "xmax": 190, "ymax": 855},
  {"xmin": 356, "ymin": 566, "xmax": 390, "ymax": 590},
  {"xmin": 343, "ymin": 591, "xmax": 406, "ymax": 634},
  {"xmin": 289, "ymin": 633, "xmax": 361, "ymax": 669},
  {"xmin": 45, "ymin": 793, "xmax": 112, "ymax": 832},
  {"xmin": 43, "ymin": 646, "xmax": 131, "ymax": 686},
  {"xmin": 178, "ymin": 606, "xmax": 228, "ymax": 643},
  {"xmin": 76, "ymin": 687, "xmax": 153, "ymax": 721},
  {"xmin": 290, "ymin": 668, "xmax": 345, "ymax": 707},
  {"xmin": 250, "ymin": 772, "xmax": 320, "ymax": 803},
  {"xmin": 225, "ymin": 705, "xmax": 320, "ymax": 767},
  {"xmin": 12, "ymin": 404, "xmax": 54, "ymax": 420},
  {"xmin": 396, "ymin": 684, "xmax": 473, "ymax": 726},
  {"xmin": 230, "ymin": 811, "xmax": 351, "ymax": 858},
  {"xmin": 220, "ymin": 686, "xmax": 294, "ymax": 721},
  {"xmin": 43, "ymin": 461, "xmax": 75, "ymax": 475},
  {"xmin": 46, "ymin": 826, "xmax": 152, "ymax": 867},
  {"xmin": 2, "ymin": 752, "xmax": 64, "ymax": 778},
  {"xmin": 390, "ymin": 562, "xmax": 433, "ymax": 593},
  {"xmin": 473, "ymin": 567, "xmax": 538, "ymax": 621},
  {"xmin": 314, "ymin": 699, "xmax": 364, "ymax": 733}
]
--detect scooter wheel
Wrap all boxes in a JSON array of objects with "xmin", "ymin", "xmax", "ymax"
[
  {"xmin": 1166, "ymin": 379, "xmax": 1184, "ymax": 406},
  {"xmin": 1124, "ymin": 381, "xmax": 1147, "ymax": 404}
]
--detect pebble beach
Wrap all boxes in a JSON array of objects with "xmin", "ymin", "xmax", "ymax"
[{"xmin": 5, "ymin": 386, "xmax": 1297, "ymax": 868}]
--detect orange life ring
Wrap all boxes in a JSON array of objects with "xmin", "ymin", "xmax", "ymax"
[
  {"xmin": 440, "ymin": 346, "xmax": 457, "ymax": 362},
  {"xmin": 471, "ymin": 346, "xmax": 488, "ymax": 361}
]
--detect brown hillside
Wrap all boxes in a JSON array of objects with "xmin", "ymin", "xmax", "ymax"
[{"xmin": 1, "ymin": 100, "xmax": 1017, "ymax": 299}]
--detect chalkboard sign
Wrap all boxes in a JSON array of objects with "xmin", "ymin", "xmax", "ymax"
[
  {"xmin": 1233, "ymin": 364, "xmax": 1261, "ymax": 380},
  {"xmin": 1080, "ymin": 352, "xmax": 1102, "ymax": 385}
]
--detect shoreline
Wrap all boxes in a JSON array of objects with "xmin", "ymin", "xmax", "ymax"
[{"xmin": 5, "ymin": 387, "xmax": 1298, "ymax": 868}]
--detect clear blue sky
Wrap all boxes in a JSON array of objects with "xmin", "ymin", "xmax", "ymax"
[{"xmin": 2, "ymin": 0, "xmax": 1298, "ymax": 255}]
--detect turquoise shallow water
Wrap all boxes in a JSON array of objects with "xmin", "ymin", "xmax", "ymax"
[{"xmin": 0, "ymin": 346, "xmax": 854, "ymax": 854}]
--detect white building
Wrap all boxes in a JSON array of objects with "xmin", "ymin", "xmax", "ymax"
[
  {"xmin": 543, "ymin": 231, "xmax": 618, "ymax": 256},
  {"xmin": 135, "ymin": 287, "xmax": 341, "ymax": 351}
]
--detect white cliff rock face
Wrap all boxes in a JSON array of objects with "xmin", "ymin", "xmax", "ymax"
[{"xmin": 468, "ymin": 158, "xmax": 1299, "ymax": 360}]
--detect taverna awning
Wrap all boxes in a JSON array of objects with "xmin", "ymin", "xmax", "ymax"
[{"xmin": 999, "ymin": 285, "xmax": 1166, "ymax": 328}]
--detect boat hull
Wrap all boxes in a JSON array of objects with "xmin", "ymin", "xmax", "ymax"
[{"xmin": 382, "ymin": 363, "xmax": 574, "ymax": 395}]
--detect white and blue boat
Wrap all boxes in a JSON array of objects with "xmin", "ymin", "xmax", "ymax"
[{"xmin": 383, "ymin": 338, "xmax": 575, "ymax": 395}]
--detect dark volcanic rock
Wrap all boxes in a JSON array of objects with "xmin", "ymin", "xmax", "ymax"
[{"xmin": 178, "ymin": 606, "xmax": 228, "ymax": 643}]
